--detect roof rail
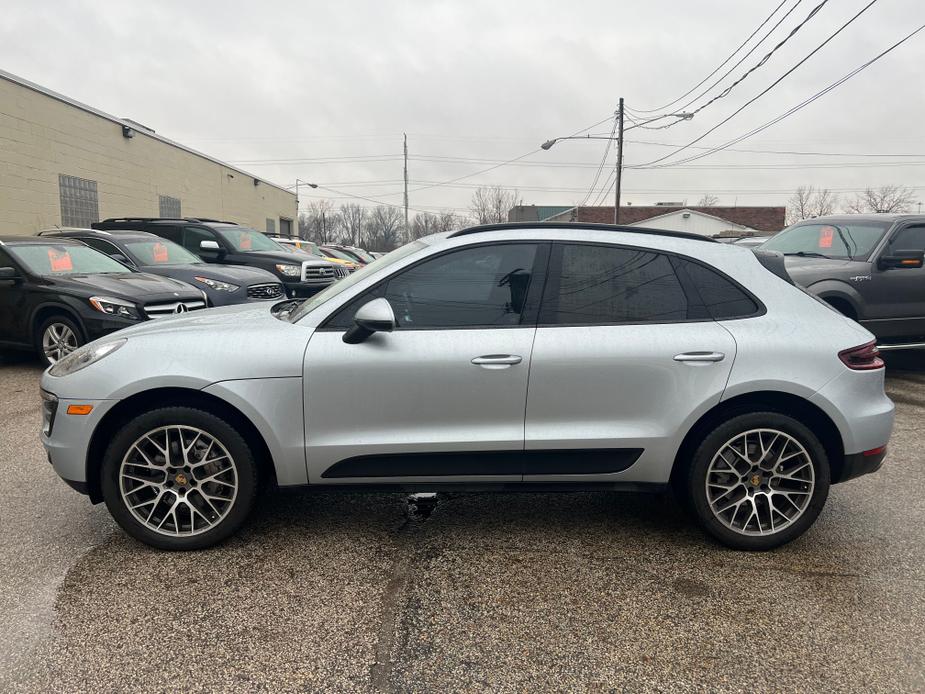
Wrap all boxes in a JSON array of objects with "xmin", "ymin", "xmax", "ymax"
[
  {"xmin": 447, "ymin": 221, "xmax": 717, "ymax": 243},
  {"xmin": 98, "ymin": 217, "xmax": 238, "ymax": 225},
  {"xmin": 187, "ymin": 217, "xmax": 238, "ymax": 224}
]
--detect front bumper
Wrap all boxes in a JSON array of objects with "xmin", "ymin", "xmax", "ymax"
[
  {"xmin": 284, "ymin": 280, "xmax": 332, "ymax": 298},
  {"xmin": 40, "ymin": 395, "xmax": 117, "ymax": 492}
]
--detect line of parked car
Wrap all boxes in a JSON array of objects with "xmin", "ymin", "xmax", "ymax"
[{"xmin": 0, "ymin": 216, "xmax": 382, "ymax": 365}]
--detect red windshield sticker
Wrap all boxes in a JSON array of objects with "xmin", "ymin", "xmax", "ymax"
[
  {"xmin": 819, "ymin": 226, "xmax": 834, "ymax": 249},
  {"xmin": 240, "ymin": 235, "xmax": 252, "ymax": 250},
  {"xmin": 48, "ymin": 248, "xmax": 73, "ymax": 272},
  {"xmin": 152, "ymin": 242, "xmax": 169, "ymax": 263}
]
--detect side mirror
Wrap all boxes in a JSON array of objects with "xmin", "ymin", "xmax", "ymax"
[
  {"xmin": 0, "ymin": 266, "xmax": 21, "ymax": 284},
  {"xmin": 199, "ymin": 239, "xmax": 223, "ymax": 257},
  {"xmin": 343, "ymin": 297, "xmax": 395, "ymax": 344},
  {"xmin": 878, "ymin": 249, "xmax": 924, "ymax": 270}
]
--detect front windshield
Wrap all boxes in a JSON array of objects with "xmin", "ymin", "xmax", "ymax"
[
  {"xmin": 8, "ymin": 243, "xmax": 131, "ymax": 275},
  {"xmin": 214, "ymin": 225, "xmax": 287, "ymax": 252},
  {"xmin": 124, "ymin": 239, "xmax": 202, "ymax": 265},
  {"xmin": 321, "ymin": 247, "xmax": 359, "ymax": 262},
  {"xmin": 288, "ymin": 240, "xmax": 427, "ymax": 322},
  {"xmin": 347, "ymin": 247, "xmax": 375, "ymax": 262},
  {"xmin": 761, "ymin": 221, "xmax": 890, "ymax": 260}
]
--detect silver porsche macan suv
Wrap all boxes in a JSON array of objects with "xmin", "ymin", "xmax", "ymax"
[{"xmin": 39, "ymin": 223, "xmax": 894, "ymax": 551}]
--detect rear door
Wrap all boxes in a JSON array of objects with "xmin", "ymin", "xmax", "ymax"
[
  {"xmin": 524, "ymin": 242, "xmax": 746, "ymax": 484},
  {"xmin": 302, "ymin": 242, "xmax": 546, "ymax": 483}
]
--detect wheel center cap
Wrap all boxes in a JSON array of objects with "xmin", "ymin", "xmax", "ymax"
[
  {"xmin": 750, "ymin": 473, "xmax": 762, "ymax": 487},
  {"xmin": 174, "ymin": 473, "xmax": 188, "ymax": 486}
]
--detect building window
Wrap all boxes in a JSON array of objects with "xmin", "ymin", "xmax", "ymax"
[
  {"xmin": 58, "ymin": 174, "xmax": 99, "ymax": 228},
  {"xmin": 159, "ymin": 195, "xmax": 181, "ymax": 218},
  {"xmin": 279, "ymin": 217, "xmax": 292, "ymax": 237},
  {"xmin": 266, "ymin": 218, "xmax": 276, "ymax": 234}
]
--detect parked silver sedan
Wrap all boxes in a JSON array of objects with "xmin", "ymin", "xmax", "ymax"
[{"xmin": 40, "ymin": 223, "xmax": 894, "ymax": 551}]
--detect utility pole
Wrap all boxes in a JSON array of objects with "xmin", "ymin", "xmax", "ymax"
[
  {"xmin": 614, "ymin": 98, "xmax": 624, "ymax": 225},
  {"xmin": 403, "ymin": 133, "xmax": 409, "ymax": 241}
]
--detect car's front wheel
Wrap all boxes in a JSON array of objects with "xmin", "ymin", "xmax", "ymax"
[
  {"xmin": 686, "ymin": 412, "xmax": 831, "ymax": 550},
  {"xmin": 36, "ymin": 315, "xmax": 83, "ymax": 367},
  {"xmin": 101, "ymin": 407, "xmax": 258, "ymax": 550}
]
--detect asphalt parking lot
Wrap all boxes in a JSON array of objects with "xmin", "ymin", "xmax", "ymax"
[{"xmin": 1, "ymin": 352, "xmax": 923, "ymax": 693}]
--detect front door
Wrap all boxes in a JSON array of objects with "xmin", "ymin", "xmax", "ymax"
[
  {"xmin": 866, "ymin": 224, "xmax": 925, "ymax": 339},
  {"xmin": 525, "ymin": 242, "xmax": 741, "ymax": 484},
  {"xmin": 303, "ymin": 242, "xmax": 545, "ymax": 483}
]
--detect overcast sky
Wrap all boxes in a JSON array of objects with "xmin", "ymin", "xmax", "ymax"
[{"xmin": 3, "ymin": 0, "xmax": 925, "ymax": 216}]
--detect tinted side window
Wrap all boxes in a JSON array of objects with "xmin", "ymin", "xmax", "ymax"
[
  {"xmin": 149, "ymin": 225, "xmax": 182, "ymax": 244},
  {"xmin": 385, "ymin": 244, "xmax": 538, "ymax": 329},
  {"xmin": 182, "ymin": 226, "xmax": 217, "ymax": 253},
  {"xmin": 541, "ymin": 244, "xmax": 692, "ymax": 325},
  {"xmin": 891, "ymin": 225, "xmax": 925, "ymax": 251},
  {"xmin": 672, "ymin": 257, "xmax": 758, "ymax": 320}
]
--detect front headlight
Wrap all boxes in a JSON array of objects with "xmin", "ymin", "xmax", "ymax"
[
  {"xmin": 194, "ymin": 276, "xmax": 240, "ymax": 292},
  {"xmin": 275, "ymin": 263, "xmax": 302, "ymax": 278},
  {"xmin": 48, "ymin": 339, "xmax": 126, "ymax": 377},
  {"xmin": 89, "ymin": 296, "xmax": 142, "ymax": 320}
]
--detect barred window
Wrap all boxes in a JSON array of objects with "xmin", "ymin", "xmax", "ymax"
[
  {"xmin": 159, "ymin": 195, "xmax": 181, "ymax": 218},
  {"xmin": 266, "ymin": 218, "xmax": 276, "ymax": 234},
  {"xmin": 58, "ymin": 175, "xmax": 99, "ymax": 227}
]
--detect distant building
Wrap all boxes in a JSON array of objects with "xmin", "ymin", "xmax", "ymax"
[
  {"xmin": 0, "ymin": 69, "xmax": 297, "ymax": 235},
  {"xmin": 509, "ymin": 204, "xmax": 786, "ymax": 235}
]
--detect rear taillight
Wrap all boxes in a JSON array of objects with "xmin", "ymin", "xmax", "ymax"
[{"xmin": 838, "ymin": 341, "xmax": 884, "ymax": 370}]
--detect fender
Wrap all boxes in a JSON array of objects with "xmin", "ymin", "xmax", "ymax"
[{"xmin": 803, "ymin": 279, "xmax": 863, "ymax": 318}]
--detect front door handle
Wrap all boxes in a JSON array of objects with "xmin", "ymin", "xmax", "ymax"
[
  {"xmin": 673, "ymin": 351, "xmax": 726, "ymax": 363},
  {"xmin": 471, "ymin": 354, "xmax": 523, "ymax": 368}
]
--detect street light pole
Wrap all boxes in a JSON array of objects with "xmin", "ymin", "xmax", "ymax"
[{"xmin": 614, "ymin": 98, "xmax": 624, "ymax": 225}]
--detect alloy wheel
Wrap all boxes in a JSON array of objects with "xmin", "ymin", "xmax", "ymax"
[
  {"xmin": 42, "ymin": 322, "xmax": 78, "ymax": 364},
  {"xmin": 119, "ymin": 425, "xmax": 239, "ymax": 537},
  {"xmin": 705, "ymin": 428, "xmax": 815, "ymax": 536}
]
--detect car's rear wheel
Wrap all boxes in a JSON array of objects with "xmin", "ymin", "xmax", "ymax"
[
  {"xmin": 686, "ymin": 412, "xmax": 830, "ymax": 550},
  {"xmin": 101, "ymin": 407, "xmax": 258, "ymax": 550},
  {"xmin": 36, "ymin": 315, "xmax": 83, "ymax": 367}
]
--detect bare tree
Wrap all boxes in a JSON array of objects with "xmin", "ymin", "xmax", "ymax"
[
  {"xmin": 298, "ymin": 200, "xmax": 337, "ymax": 243},
  {"xmin": 410, "ymin": 211, "xmax": 466, "ymax": 239},
  {"xmin": 470, "ymin": 186, "xmax": 521, "ymax": 224},
  {"xmin": 844, "ymin": 184, "xmax": 916, "ymax": 214},
  {"xmin": 697, "ymin": 193, "xmax": 719, "ymax": 207},
  {"xmin": 339, "ymin": 203, "xmax": 367, "ymax": 246},
  {"xmin": 364, "ymin": 206, "xmax": 404, "ymax": 251},
  {"xmin": 787, "ymin": 185, "xmax": 839, "ymax": 224}
]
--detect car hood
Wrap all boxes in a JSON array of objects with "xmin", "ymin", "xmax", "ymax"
[
  {"xmin": 782, "ymin": 256, "xmax": 872, "ymax": 285},
  {"xmin": 51, "ymin": 272, "xmax": 202, "ymax": 301},
  {"xmin": 241, "ymin": 250, "xmax": 335, "ymax": 266},
  {"xmin": 47, "ymin": 303, "xmax": 311, "ymax": 398},
  {"xmin": 139, "ymin": 263, "xmax": 279, "ymax": 284}
]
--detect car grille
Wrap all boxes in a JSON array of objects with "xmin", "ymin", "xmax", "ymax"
[
  {"xmin": 301, "ymin": 263, "xmax": 336, "ymax": 281},
  {"xmin": 333, "ymin": 266, "xmax": 350, "ymax": 279},
  {"xmin": 247, "ymin": 283, "xmax": 285, "ymax": 300},
  {"xmin": 143, "ymin": 300, "xmax": 207, "ymax": 319}
]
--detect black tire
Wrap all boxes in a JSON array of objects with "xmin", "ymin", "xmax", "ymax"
[
  {"xmin": 101, "ymin": 406, "xmax": 259, "ymax": 551},
  {"xmin": 685, "ymin": 411, "xmax": 831, "ymax": 551},
  {"xmin": 35, "ymin": 314, "xmax": 84, "ymax": 367}
]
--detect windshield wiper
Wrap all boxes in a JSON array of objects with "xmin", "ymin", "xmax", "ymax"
[{"xmin": 784, "ymin": 251, "xmax": 830, "ymax": 259}]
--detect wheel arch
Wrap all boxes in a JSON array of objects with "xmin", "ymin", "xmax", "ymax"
[
  {"xmin": 84, "ymin": 387, "xmax": 277, "ymax": 503},
  {"xmin": 806, "ymin": 280, "xmax": 863, "ymax": 320},
  {"xmin": 31, "ymin": 301, "xmax": 87, "ymax": 342},
  {"xmin": 670, "ymin": 390, "xmax": 845, "ymax": 490}
]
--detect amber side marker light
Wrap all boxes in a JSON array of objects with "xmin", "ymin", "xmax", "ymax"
[{"xmin": 66, "ymin": 404, "xmax": 94, "ymax": 415}]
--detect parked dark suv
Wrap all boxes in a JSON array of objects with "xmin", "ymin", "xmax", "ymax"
[
  {"xmin": 760, "ymin": 214, "xmax": 925, "ymax": 349},
  {"xmin": 39, "ymin": 228, "xmax": 285, "ymax": 306},
  {"xmin": 92, "ymin": 218, "xmax": 345, "ymax": 298},
  {"xmin": 0, "ymin": 236, "xmax": 206, "ymax": 365}
]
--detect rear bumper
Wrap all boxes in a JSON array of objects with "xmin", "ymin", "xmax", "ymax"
[{"xmin": 835, "ymin": 448, "xmax": 887, "ymax": 484}]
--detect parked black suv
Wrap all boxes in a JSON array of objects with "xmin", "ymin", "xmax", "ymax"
[
  {"xmin": 92, "ymin": 218, "xmax": 344, "ymax": 298},
  {"xmin": 39, "ymin": 228, "xmax": 285, "ymax": 306},
  {"xmin": 761, "ymin": 214, "xmax": 925, "ymax": 348},
  {"xmin": 0, "ymin": 236, "xmax": 206, "ymax": 365}
]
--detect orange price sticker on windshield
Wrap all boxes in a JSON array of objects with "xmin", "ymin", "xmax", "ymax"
[
  {"xmin": 48, "ymin": 248, "xmax": 73, "ymax": 272},
  {"xmin": 819, "ymin": 226, "xmax": 834, "ymax": 249},
  {"xmin": 152, "ymin": 242, "xmax": 169, "ymax": 263},
  {"xmin": 240, "ymin": 234, "xmax": 252, "ymax": 250}
]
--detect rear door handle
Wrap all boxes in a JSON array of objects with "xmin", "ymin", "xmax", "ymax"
[
  {"xmin": 673, "ymin": 351, "xmax": 725, "ymax": 363},
  {"xmin": 471, "ymin": 354, "xmax": 523, "ymax": 368}
]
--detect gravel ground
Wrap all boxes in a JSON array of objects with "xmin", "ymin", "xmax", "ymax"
[{"xmin": 0, "ymin": 350, "xmax": 923, "ymax": 693}]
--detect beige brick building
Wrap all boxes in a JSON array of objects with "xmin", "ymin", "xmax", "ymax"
[{"xmin": 0, "ymin": 70, "xmax": 297, "ymax": 236}]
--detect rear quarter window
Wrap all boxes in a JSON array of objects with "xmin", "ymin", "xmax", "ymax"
[{"xmin": 671, "ymin": 257, "xmax": 759, "ymax": 320}]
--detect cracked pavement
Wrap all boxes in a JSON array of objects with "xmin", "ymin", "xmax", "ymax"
[{"xmin": 1, "ymin": 350, "xmax": 923, "ymax": 692}]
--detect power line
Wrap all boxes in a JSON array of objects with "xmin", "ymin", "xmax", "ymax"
[
  {"xmin": 633, "ymin": 21, "xmax": 925, "ymax": 170},
  {"xmin": 579, "ymin": 113, "xmax": 619, "ymax": 206},
  {"xmin": 633, "ymin": 0, "xmax": 881, "ymax": 168},
  {"xmin": 630, "ymin": 0, "xmax": 789, "ymax": 113},
  {"xmin": 655, "ymin": 0, "xmax": 829, "ymax": 131}
]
